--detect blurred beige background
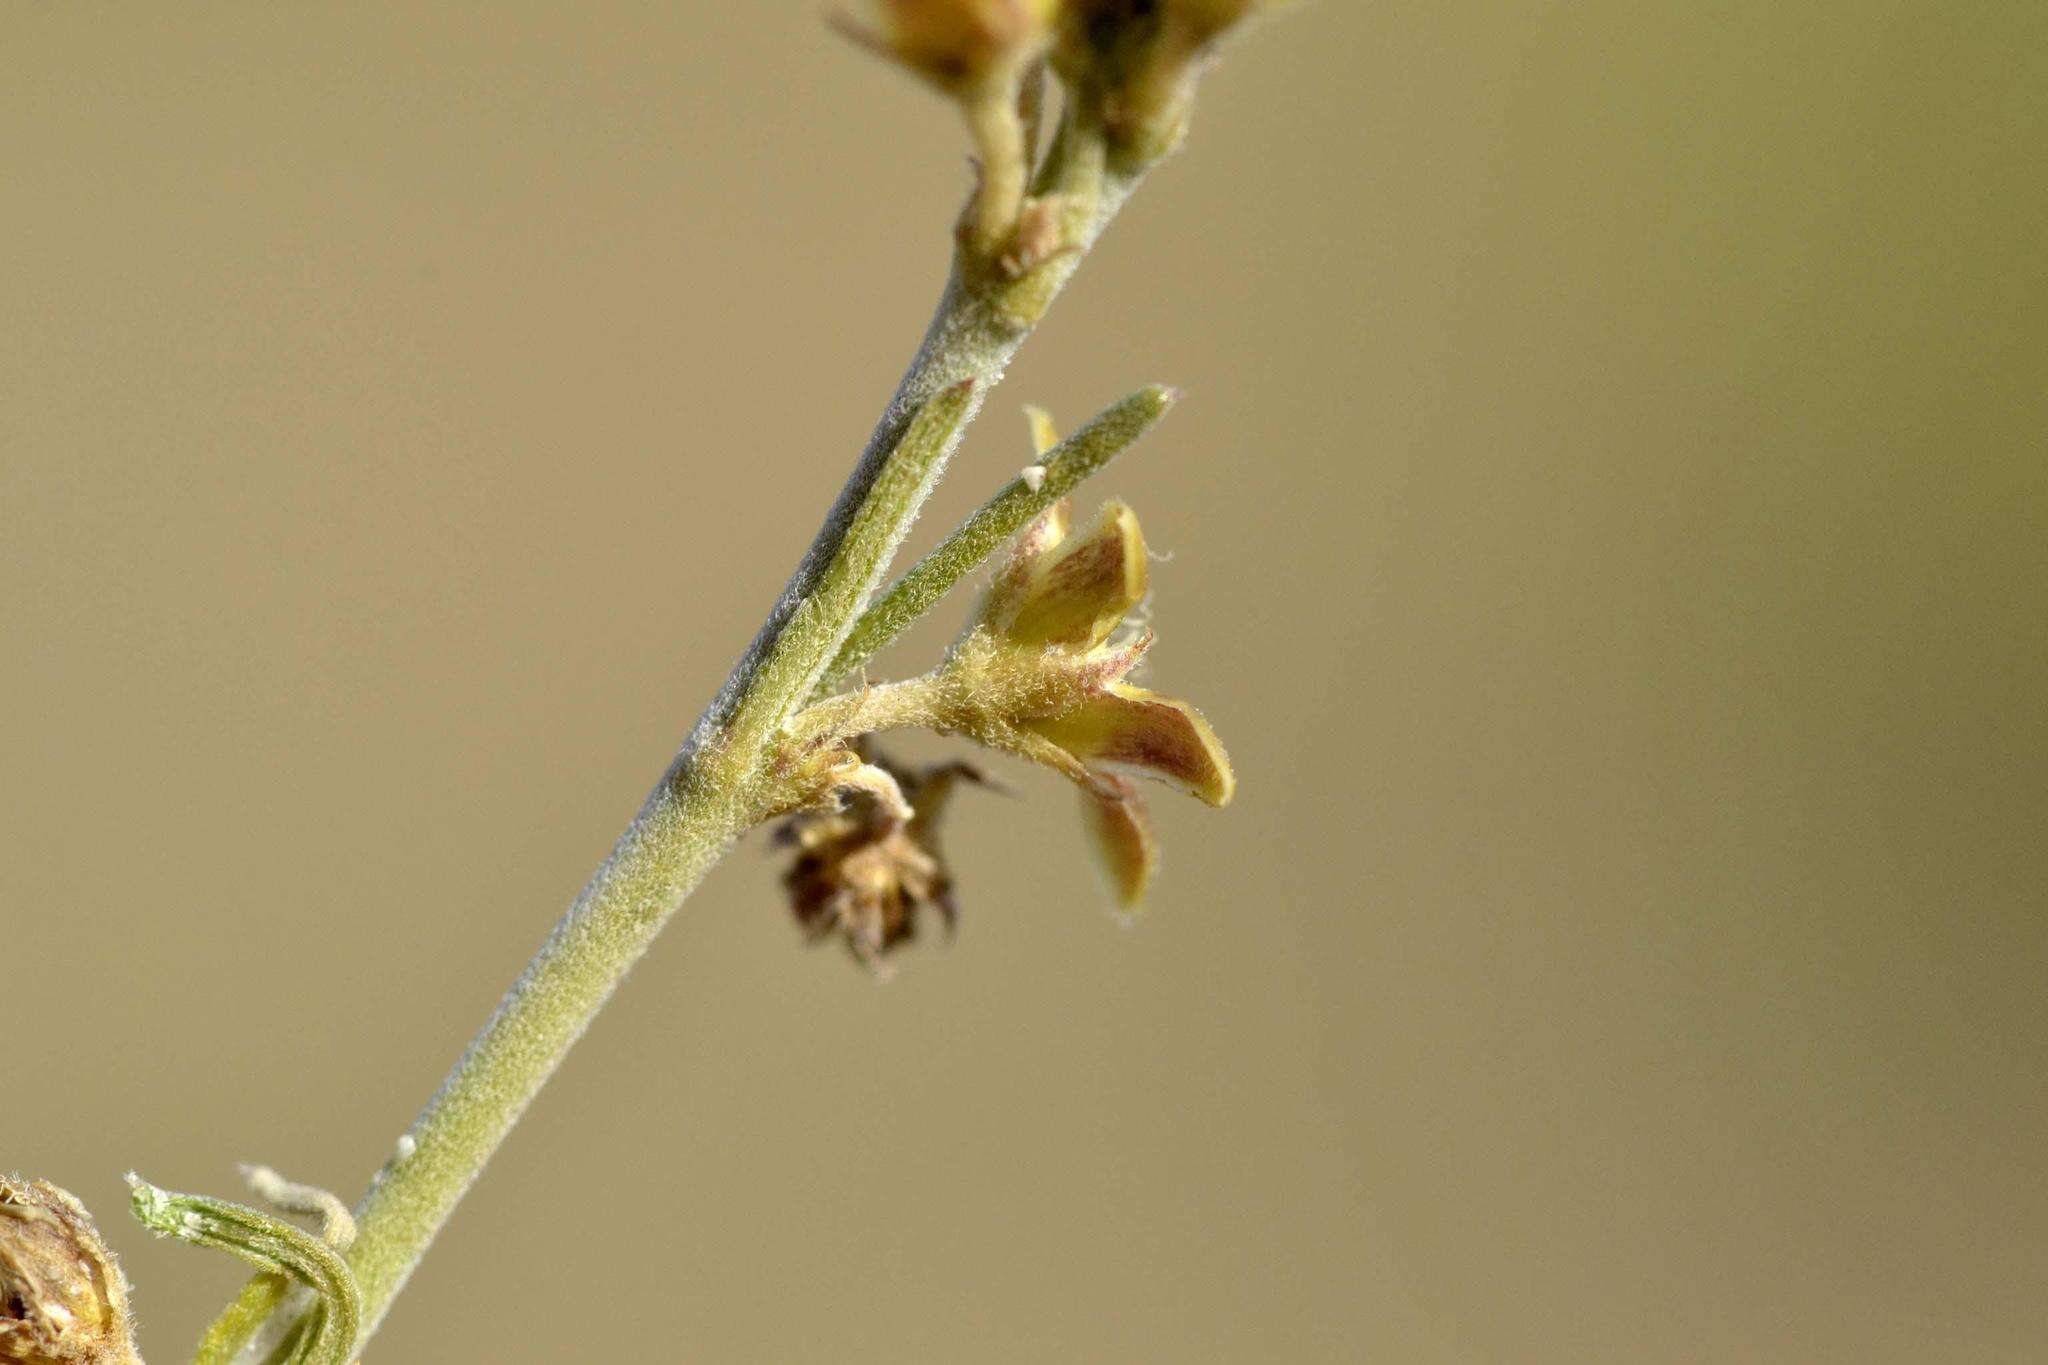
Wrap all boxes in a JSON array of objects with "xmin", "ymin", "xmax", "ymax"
[{"xmin": 6, "ymin": 4, "xmax": 2045, "ymax": 1361}]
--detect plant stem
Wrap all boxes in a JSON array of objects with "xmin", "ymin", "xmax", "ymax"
[
  {"xmin": 963, "ymin": 86, "xmax": 1029, "ymax": 256},
  {"xmin": 223, "ymin": 104, "xmax": 1156, "ymax": 1361}
]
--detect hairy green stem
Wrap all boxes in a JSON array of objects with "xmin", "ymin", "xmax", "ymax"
[
  {"xmin": 224, "ymin": 103, "xmax": 1156, "ymax": 1361},
  {"xmin": 963, "ymin": 84, "xmax": 1030, "ymax": 255}
]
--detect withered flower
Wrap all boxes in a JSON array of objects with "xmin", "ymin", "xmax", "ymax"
[
  {"xmin": 777, "ymin": 749, "xmax": 985, "ymax": 967},
  {"xmin": 0, "ymin": 1177, "xmax": 141, "ymax": 1365}
]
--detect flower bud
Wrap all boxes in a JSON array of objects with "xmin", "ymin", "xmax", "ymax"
[
  {"xmin": 836, "ymin": 1, "xmax": 1062, "ymax": 255},
  {"xmin": 839, "ymin": 0, "xmax": 1058, "ymax": 96},
  {"xmin": 0, "ymin": 1177, "xmax": 141, "ymax": 1365},
  {"xmin": 1056, "ymin": 0, "xmax": 1276, "ymax": 162}
]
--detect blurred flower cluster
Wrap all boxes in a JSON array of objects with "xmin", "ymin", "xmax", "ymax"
[
  {"xmin": 846, "ymin": 0, "xmax": 1271, "ymax": 94},
  {"xmin": 838, "ymin": 0, "xmax": 1277, "ymax": 254}
]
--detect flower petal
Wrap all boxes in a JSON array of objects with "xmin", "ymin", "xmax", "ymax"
[
  {"xmin": 999, "ymin": 500, "xmax": 1148, "ymax": 649},
  {"xmin": 978, "ymin": 499, "xmax": 1070, "ymax": 632},
  {"xmin": 1025, "ymin": 683, "xmax": 1234, "ymax": 806},
  {"xmin": 1061, "ymin": 627, "xmax": 1153, "ymax": 695},
  {"xmin": 1171, "ymin": 0, "xmax": 1270, "ymax": 45},
  {"xmin": 1081, "ymin": 774, "xmax": 1158, "ymax": 911},
  {"xmin": 1023, "ymin": 403, "xmax": 1060, "ymax": 456}
]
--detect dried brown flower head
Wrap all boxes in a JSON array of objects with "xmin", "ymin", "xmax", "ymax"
[
  {"xmin": 777, "ymin": 750, "xmax": 985, "ymax": 967},
  {"xmin": 0, "ymin": 1177, "xmax": 140, "ymax": 1365}
]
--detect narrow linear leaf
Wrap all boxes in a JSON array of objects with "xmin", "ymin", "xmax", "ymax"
[
  {"xmin": 727, "ymin": 378, "xmax": 980, "ymax": 756},
  {"xmin": 198, "ymin": 1272, "xmax": 293, "ymax": 1365},
  {"xmin": 128, "ymin": 1174, "xmax": 361, "ymax": 1365},
  {"xmin": 200, "ymin": 1167, "xmax": 354, "ymax": 1365}
]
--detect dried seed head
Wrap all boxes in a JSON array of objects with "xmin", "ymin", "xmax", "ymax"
[
  {"xmin": 0, "ymin": 1177, "xmax": 141, "ymax": 1365},
  {"xmin": 777, "ymin": 750, "xmax": 985, "ymax": 967}
]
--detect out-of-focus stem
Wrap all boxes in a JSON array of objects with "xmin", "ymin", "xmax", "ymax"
[{"xmin": 963, "ymin": 85, "xmax": 1030, "ymax": 254}]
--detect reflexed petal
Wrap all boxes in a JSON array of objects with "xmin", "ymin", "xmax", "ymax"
[
  {"xmin": 1081, "ymin": 774, "xmax": 1157, "ymax": 911},
  {"xmin": 1024, "ymin": 683, "xmax": 1234, "ymax": 806},
  {"xmin": 999, "ymin": 500, "xmax": 1148, "ymax": 648}
]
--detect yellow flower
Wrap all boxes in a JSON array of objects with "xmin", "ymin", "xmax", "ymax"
[{"xmin": 961, "ymin": 493, "xmax": 1233, "ymax": 909}]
